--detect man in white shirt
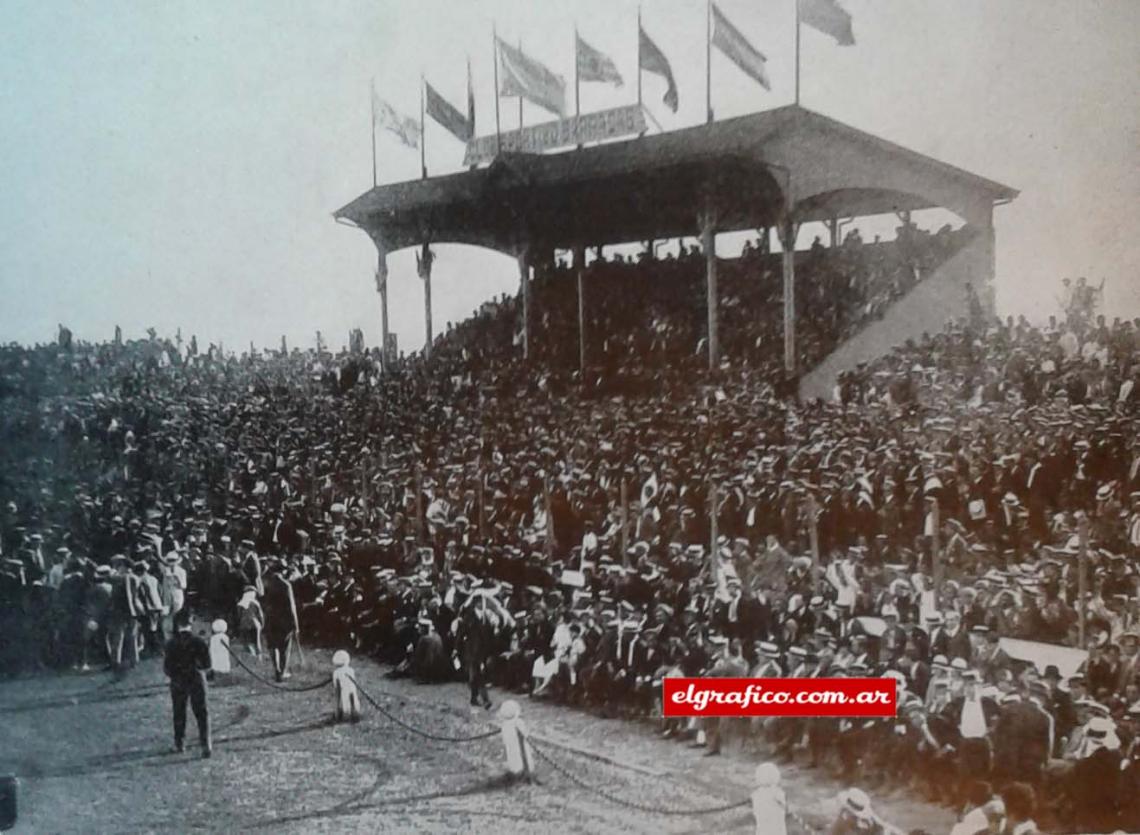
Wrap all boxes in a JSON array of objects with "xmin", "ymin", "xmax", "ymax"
[{"xmin": 952, "ymin": 672, "xmax": 995, "ymax": 804}]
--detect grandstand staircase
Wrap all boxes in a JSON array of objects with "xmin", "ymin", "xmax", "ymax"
[{"xmin": 798, "ymin": 226, "xmax": 990, "ymax": 401}]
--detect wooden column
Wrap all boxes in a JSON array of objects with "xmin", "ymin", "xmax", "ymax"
[
  {"xmin": 619, "ymin": 479, "xmax": 629, "ymax": 567},
  {"xmin": 576, "ymin": 266, "xmax": 586, "ymax": 376},
  {"xmin": 418, "ymin": 243, "xmax": 434, "ymax": 359},
  {"xmin": 807, "ymin": 493, "xmax": 821, "ymax": 591},
  {"xmin": 700, "ymin": 208, "xmax": 718, "ymax": 372},
  {"xmin": 1078, "ymin": 513, "xmax": 1089, "ymax": 646},
  {"xmin": 517, "ymin": 250, "xmax": 530, "ymax": 360},
  {"xmin": 779, "ymin": 215, "xmax": 796, "ymax": 377},
  {"xmin": 709, "ymin": 479, "xmax": 719, "ymax": 588},
  {"xmin": 930, "ymin": 498, "xmax": 942, "ymax": 600}
]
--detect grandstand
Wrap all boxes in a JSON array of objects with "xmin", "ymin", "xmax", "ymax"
[{"xmin": 334, "ymin": 104, "xmax": 1017, "ymax": 399}]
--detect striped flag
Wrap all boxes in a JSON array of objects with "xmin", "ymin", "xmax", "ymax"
[
  {"xmin": 372, "ymin": 91, "xmax": 421, "ymax": 149},
  {"xmin": 497, "ymin": 37, "xmax": 567, "ymax": 117},
  {"xmin": 576, "ymin": 33, "xmax": 624, "ymax": 87},
  {"xmin": 425, "ymin": 81, "xmax": 473, "ymax": 142},
  {"xmin": 638, "ymin": 25, "xmax": 678, "ymax": 112},
  {"xmin": 711, "ymin": 4, "xmax": 771, "ymax": 91},
  {"xmin": 799, "ymin": 0, "xmax": 855, "ymax": 46}
]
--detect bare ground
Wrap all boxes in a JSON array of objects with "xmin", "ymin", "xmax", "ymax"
[{"xmin": 0, "ymin": 645, "xmax": 953, "ymax": 834}]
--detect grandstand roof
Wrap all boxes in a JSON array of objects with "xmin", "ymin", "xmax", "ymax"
[{"xmin": 335, "ymin": 104, "xmax": 1017, "ymax": 255}]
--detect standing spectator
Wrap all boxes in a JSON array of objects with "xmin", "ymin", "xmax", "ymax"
[
  {"xmin": 106, "ymin": 556, "xmax": 140, "ymax": 675},
  {"xmin": 261, "ymin": 560, "xmax": 298, "ymax": 682},
  {"xmin": 164, "ymin": 611, "xmax": 212, "ymax": 758}
]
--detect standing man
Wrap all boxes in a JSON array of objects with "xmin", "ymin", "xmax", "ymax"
[
  {"xmin": 160, "ymin": 551, "xmax": 188, "ymax": 642},
  {"xmin": 262, "ymin": 560, "xmax": 299, "ymax": 682},
  {"xmin": 164, "ymin": 611, "xmax": 212, "ymax": 757},
  {"xmin": 106, "ymin": 555, "xmax": 140, "ymax": 676}
]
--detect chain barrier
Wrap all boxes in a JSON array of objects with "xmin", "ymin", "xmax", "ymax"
[
  {"xmin": 225, "ymin": 645, "xmax": 332, "ymax": 693},
  {"xmin": 528, "ymin": 738, "xmax": 751, "ymax": 817},
  {"xmin": 225, "ymin": 645, "xmax": 829, "ymax": 831},
  {"xmin": 785, "ymin": 804, "xmax": 823, "ymax": 835},
  {"xmin": 348, "ymin": 675, "xmax": 499, "ymax": 744}
]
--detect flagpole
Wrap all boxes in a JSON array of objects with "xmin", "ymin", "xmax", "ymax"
[
  {"xmin": 574, "ymin": 26, "xmax": 580, "ymax": 118},
  {"xmin": 467, "ymin": 56, "xmax": 475, "ymax": 135},
  {"xmin": 370, "ymin": 78, "xmax": 377, "ymax": 188},
  {"xmin": 493, "ymin": 26, "xmax": 502, "ymax": 156},
  {"xmin": 706, "ymin": 0, "xmax": 713, "ymax": 123},
  {"xmin": 636, "ymin": 6, "xmax": 642, "ymax": 108},
  {"xmin": 574, "ymin": 25, "xmax": 583, "ymax": 150},
  {"xmin": 420, "ymin": 73, "xmax": 427, "ymax": 179},
  {"xmin": 794, "ymin": 0, "xmax": 801, "ymax": 106}
]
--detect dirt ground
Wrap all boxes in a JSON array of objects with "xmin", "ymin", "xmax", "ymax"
[{"xmin": 0, "ymin": 643, "xmax": 954, "ymax": 834}]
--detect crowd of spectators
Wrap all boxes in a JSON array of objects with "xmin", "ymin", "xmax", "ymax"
[
  {"xmin": 526, "ymin": 219, "xmax": 974, "ymax": 382},
  {"xmin": 1, "ymin": 228, "xmax": 1138, "ymax": 831}
]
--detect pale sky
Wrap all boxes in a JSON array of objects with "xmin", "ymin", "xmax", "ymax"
[{"xmin": 1, "ymin": 0, "xmax": 1137, "ymax": 352}]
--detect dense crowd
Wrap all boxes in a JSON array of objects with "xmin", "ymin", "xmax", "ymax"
[
  {"xmin": 530, "ymin": 220, "xmax": 974, "ymax": 380},
  {"xmin": 2, "ymin": 229, "xmax": 1138, "ymax": 831}
]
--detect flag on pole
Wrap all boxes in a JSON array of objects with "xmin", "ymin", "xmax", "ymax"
[
  {"xmin": 372, "ymin": 91, "xmax": 421, "ymax": 149},
  {"xmin": 638, "ymin": 25, "xmax": 678, "ymax": 112},
  {"xmin": 711, "ymin": 4, "xmax": 771, "ymax": 90},
  {"xmin": 799, "ymin": 0, "xmax": 855, "ymax": 46},
  {"xmin": 496, "ymin": 37, "xmax": 567, "ymax": 117},
  {"xmin": 466, "ymin": 59, "xmax": 476, "ymax": 134},
  {"xmin": 425, "ymin": 81, "xmax": 473, "ymax": 142},
  {"xmin": 576, "ymin": 33, "xmax": 624, "ymax": 87}
]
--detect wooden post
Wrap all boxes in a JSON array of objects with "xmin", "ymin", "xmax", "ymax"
[
  {"xmin": 477, "ymin": 470, "xmax": 487, "ymax": 540},
  {"xmin": 518, "ymin": 250, "xmax": 530, "ymax": 360},
  {"xmin": 701, "ymin": 207, "xmax": 718, "ymax": 372},
  {"xmin": 709, "ymin": 479, "xmax": 719, "ymax": 589},
  {"xmin": 930, "ymin": 498, "xmax": 943, "ymax": 601},
  {"xmin": 544, "ymin": 478, "xmax": 554, "ymax": 560},
  {"xmin": 780, "ymin": 215, "xmax": 796, "ymax": 377},
  {"xmin": 1078, "ymin": 513, "xmax": 1089, "ymax": 647},
  {"xmin": 415, "ymin": 467, "xmax": 425, "ymax": 544},
  {"xmin": 620, "ymin": 479, "xmax": 629, "ymax": 567},
  {"xmin": 577, "ymin": 266, "xmax": 586, "ymax": 376},
  {"xmin": 418, "ymin": 243, "xmax": 434, "ymax": 359},
  {"xmin": 309, "ymin": 462, "xmax": 317, "ymax": 510},
  {"xmin": 360, "ymin": 460, "xmax": 368, "ymax": 517},
  {"xmin": 807, "ymin": 493, "xmax": 820, "ymax": 591},
  {"xmin": 375, "ymin": 252, "xmax": 390, "ymax": 371}
]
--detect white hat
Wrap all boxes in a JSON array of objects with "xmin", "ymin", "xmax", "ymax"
[
  {"xmin": 498, "ymin": 699, "xmax": 520, "ymax": 720},
  {"xmin": 840, "ymin": 787, "xmax": 873, "ymax": 819},
  {"xmin": 211, "ymin": 619, "xmax": 227, "ymax": 634},
  {"xmin": 332, "ymin": 650, "xmax": 350, "ymax": 667},
  {"xmin": 754, "ymin": 762, "xmax": 781, "ymax": 787}
]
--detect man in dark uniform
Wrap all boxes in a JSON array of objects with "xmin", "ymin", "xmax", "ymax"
[
  {"xmin": 164, "ymin": 611, "xmax": 212, "ymax": 757},
  {"xmin": 262, "ymin": 560, "xmax": 299, "ymax": 682}
]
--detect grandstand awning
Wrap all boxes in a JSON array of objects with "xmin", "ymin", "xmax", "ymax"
[{"xmin": 334, "ymin": 104, "xmax": 1018, "ymax": 256}]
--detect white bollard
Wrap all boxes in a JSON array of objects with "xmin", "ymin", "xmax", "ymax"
[
  {"xmin": 497, "ymin": 700, "xmax": 533, "ymax": 781},
  {"xmin": 332, "ymin": 650, "xmax": 361, "ymax": 722},
  {"xmin": 751, "ymin": 762, "xmax": 787, "ymax": 835},
  {"xmin": 209, "ymin": 621, "xmax": 231, "ymax": 675}
]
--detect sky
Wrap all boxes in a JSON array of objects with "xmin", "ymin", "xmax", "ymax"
[{"xmin": 1, "ymin": 0, "xmax": 1137, "ymax": 352}]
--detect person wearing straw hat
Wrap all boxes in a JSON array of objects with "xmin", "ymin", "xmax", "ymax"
[{"xmin": 829, "ymin": 787, "xmax": 883, "ymax": 834}]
